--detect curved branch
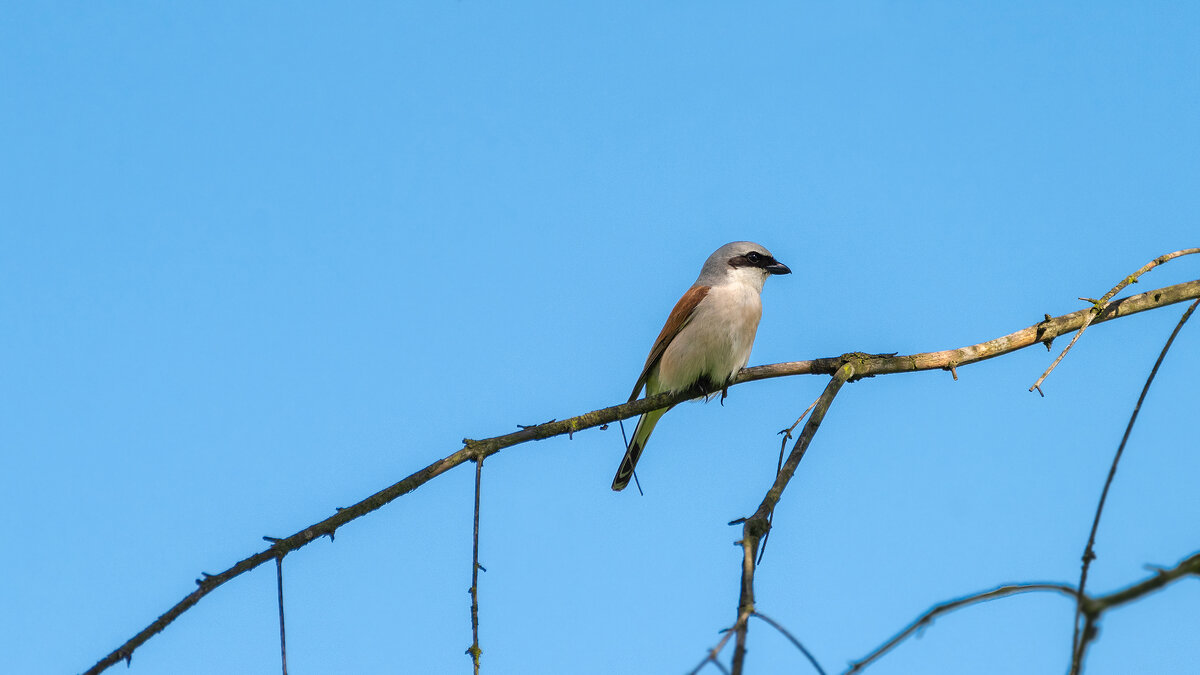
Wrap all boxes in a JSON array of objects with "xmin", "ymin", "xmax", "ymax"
[
  {"xmin": 751, "ymin": 611, "xmax": 827, "ymax": 675},
  {"xmin": 83, "ymin": 278, "xmax": 1200, "ymax": 675},
  {"xmin": 845, "ymin": 583, "xmax": 1078, "ymax": 674},
  {"xmin": 847, "ymin": 550, "xmax": 1200, "ymax": 675}
]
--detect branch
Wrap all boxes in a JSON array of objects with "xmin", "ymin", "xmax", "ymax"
[
  {"xmin": 687, "ymin": 614, "xmax": 746, "ymax": 675},
  {"xmin": 1087, "ymin": 550, "xmax": 1200, "ymax": 612},
  {"xmin": 845, "ymin": 583, "xmax": 1078, "ymax": 674},
  {"xmin": 751, "ymin": 611, "xmax": 827, "ymax": 675},
  {"xmin": 1029, "ymin": 248, "xmax": 1199, "ymax": 394},
  {"xmin": 739, "ymin": 278, "xmax": 1200, "ymax": 384},
  {"xmin": 466, "ymin": 456, "xmax": 485, "ymax": 673},
  {"xmin": 847, "ymin": 550, "xmax": 1200, "ymax": 675},
  {"xmin": 83, "ymin": 277, "xmax": 1200, "ymax": 675},
  {"xmin": 731, "ymin": 363, "xmax": 856, "ymax": 675},
  {"xmin": 1070, "ymin": 300, "xmax": 1199, "ymax": 673},
  {"xmin": 274, "ymin": 556, "xmax": 288, "ymax": 675}
]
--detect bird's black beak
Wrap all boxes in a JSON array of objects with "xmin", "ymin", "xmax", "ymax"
[{"xmin": 766, "ymin": 261, "xmax": 791, "ymax": 275}]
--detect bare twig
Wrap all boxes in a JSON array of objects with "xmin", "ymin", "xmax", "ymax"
[
  {"xmin": 82, "ymin": 277, "xmax": 1200, "ymax": 675},
  {"xmin": 710, "ymin": 660, "xmax": 732, "ymax": 675},
  {"xmin": 759, "ymin": 395, "xmax": 823, "ymax": 564},
  {"xmin": 467, "ymin": 456, "xmax": 485, "ymax": 673},
  {"xmin": 1089, "ymin": 550, "xmax": 1200, "ymax": 611},
  {"xmin": 275, "ymin": 555, "xmax": 288, "ymax": 675},
  {"xmin": 732, "ymin": 534, "xmax": 760, "ymax": 675},
  {"xmin": 1029, "ymin": 248, "xmax": 1199, "ymax": 394},
  {"xmin": 846, "ymin": 550, "xmax": 1200, "ymax": 675},
  {"xmin": 1073, "ymin": 551, "xmax": 1200, "ymax": 675},
  {"xmin": 845, "ymin": 583, "xmax": 1078, "ymax": 674},
  {"xmin": 751, "ymin": 611, "xmax": 826, "ymax": 675},
  {"xmin": 756, "ymin": 279, "xmax": 1200, "ymax": 386},
  {"xmin": 1069, "ymin": 298, "xmax": 1200, "ymax": 674},
  {"xmin": 777, "ymin": 396, "xmax": 823, "ymax": 467},
  {"xmin": 732, "ymin": 364, "xmax": 856, "ymax": 675},
  {"xmin": 687, "ymin": 614, "xmax": 747, "ymax": 675}
]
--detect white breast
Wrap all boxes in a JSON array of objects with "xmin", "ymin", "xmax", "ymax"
[{"xmin": 654, "ymin": 281, "xmax": 763, "ymax": 394}]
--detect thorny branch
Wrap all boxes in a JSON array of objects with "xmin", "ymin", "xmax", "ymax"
[
  {"xmin": 82, "ymin": 277, "xmax": 1200, "ymax": 675},
  {"xmin": 1069, "ymin": 298, "xmax": 1199, "ymax": 674}
]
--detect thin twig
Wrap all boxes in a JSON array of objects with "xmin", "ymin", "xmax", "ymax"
[
  {"xmin": 275, "ymin": 555, "xmax": 288, "ymax": 675},
  {"xmin": 732, "ymin": 364, "xmax": 856, "ymax": 675},
  {"xmin": 81, "ymin": 277, "xmax": 1200, "ymax": 675},
  {"xmin": 751, "ymin": 611, "xmax": 826, "ymax": 675},
  {"xmin": 759, "ymin": 395, "xmax": 822, "ymax": 564},
  {"xmin": 845, "ymin": 583, "xmax": 1078, "ymax": 674},
  {"xmin": 1029, "ymin": 248, "xmax": 1199, "ymax": 394},
  {"xmin": 1069, "ymin": 298, "xmax": 1200, "ymax": 674},
  {"xmin": 687, "ymin": 614, "xmax": 747, "ymax": 675},
  {"xmin": 467, "ymin": 456, "xmax": 484, "ymax": 673},
  {"xmin": 847, "ymin": 550, "xmax": 1200, "ymax": 675}
]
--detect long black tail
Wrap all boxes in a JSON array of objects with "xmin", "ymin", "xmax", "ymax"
[
  {"xmin": 611, "ymin": 439, "xmax": 645, "ymax": 491},
  {"xmin": 611, "ymin": 408, "xmax": 666, "ymax": 491}
]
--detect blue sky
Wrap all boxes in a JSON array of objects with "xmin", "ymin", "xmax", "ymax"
[{"xmin": 2, "ymin": 3, "xmax": 1198, "ymax": 674}]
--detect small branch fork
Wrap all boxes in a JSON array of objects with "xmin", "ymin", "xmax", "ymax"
[
  {"xmin": 82, "ymin": 277, "xmax": 1200, "ymax": 675},
  {"xmin": 1029, "ymin": 248, "xmax": 1199, "ymax": 395},
  {"xmin": 846, "ymin": 550, "xmax": 1200, "ymax": 675},
  {"xmin": 1069, "ymin": 297, "xmax": 1199, "ymax": 674}
]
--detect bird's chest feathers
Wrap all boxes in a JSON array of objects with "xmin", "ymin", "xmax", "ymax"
[{"xmin": 655, "ymin": 283, "xmax": 763, "ymax": 392}]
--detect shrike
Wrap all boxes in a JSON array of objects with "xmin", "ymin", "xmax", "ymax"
[{"xmin": 612, "ymin": 241, "xmax": 790, "ymax": 491}]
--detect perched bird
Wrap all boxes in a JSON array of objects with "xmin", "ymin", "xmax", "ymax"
[{"xmin": 612, "ymin": 241, "xmax": 790, "ymax": 491}]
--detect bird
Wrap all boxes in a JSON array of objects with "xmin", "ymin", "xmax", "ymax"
[{"xmin": 611, "ymin": 241, "xmax": 790, "ymax": 491}]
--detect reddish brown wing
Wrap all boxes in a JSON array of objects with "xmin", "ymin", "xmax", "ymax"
[{"xmin": 628, "ymin": 285, "xmax": 710, "ymax": 401}]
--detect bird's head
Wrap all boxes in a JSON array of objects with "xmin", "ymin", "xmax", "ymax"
[{"xmin": 697, "ymin": 241, "xmax": 791, "ymax": 290}]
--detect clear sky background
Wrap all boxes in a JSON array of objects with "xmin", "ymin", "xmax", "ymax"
[{"xmin": 2, "ymin": 3, "xmax": 1198, "ymax": 674}]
